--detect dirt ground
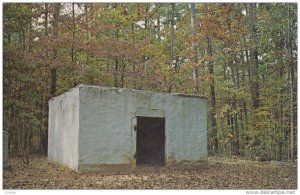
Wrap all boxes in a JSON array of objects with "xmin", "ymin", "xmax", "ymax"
[{"xmin": 3, "ymin": 157, "xmax": 297, "ymax": 189}]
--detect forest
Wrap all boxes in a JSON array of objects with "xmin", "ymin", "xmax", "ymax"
[{"xmin": 3, "ymin": 3, "xmax": 297, "ymax": 164}]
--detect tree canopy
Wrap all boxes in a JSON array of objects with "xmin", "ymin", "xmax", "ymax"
[{"xmin": 3, "ymin": 3, "xmax": 297, "ymax": 162}]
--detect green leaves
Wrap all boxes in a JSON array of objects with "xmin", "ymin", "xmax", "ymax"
[{"xmin": 3, "ymin": 3, "xmax": 297, "ymax": 160}]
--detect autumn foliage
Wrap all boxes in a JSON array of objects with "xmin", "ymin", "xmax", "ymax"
[{"xmin": 3, "ymin": 3, "xmax": 297, "ymax": 162}]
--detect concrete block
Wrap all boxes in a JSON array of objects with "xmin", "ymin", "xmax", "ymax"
[{"xmin": 48, "ymin": 84, "xmax": 207, "ymax": 172}]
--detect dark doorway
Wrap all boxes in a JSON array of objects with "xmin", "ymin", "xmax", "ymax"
[{"xmin": 136, "ymin": 117, "xmax": 165, "ymax": 166}]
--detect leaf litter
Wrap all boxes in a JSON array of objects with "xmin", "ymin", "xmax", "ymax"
[{"xmin": 3, "ymin": 157, "xmax": 297, "ymax": 189}]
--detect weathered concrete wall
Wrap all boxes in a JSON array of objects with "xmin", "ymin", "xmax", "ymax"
[
  {"xmin": 78, "ymin": 87, "xmax": 136, "ymax": 167},
  {"xmin": 48, "ymin": 87, "xmax": 79, "ymax": 170},
  {"xmin": 165, "ymin": 94, "xmax": 207, "ymax": 162},
  {"xmin": 77, "ymin": 85, "xmax": 207, "ymax": 170}
]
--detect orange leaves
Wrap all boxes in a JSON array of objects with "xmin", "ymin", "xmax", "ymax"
[
  {"xmin": 199, "ymin": 4, "xmax": 245, "ymax": 45},
  {"xmin": 202, "ymin": 54, "xmax": 213, "ymax": 62}
]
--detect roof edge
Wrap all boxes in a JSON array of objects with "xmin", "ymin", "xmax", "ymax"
[
  {"xmin": 77, "ymin": 84, "xmax": 207, "ymax": 99},
  {"xmin": 49, "ymin": 84, "xmax": 207, "ymax": 101},
  {"xmin": 49, "ymin": 84, "xmax": 81, "ymax": 102}
]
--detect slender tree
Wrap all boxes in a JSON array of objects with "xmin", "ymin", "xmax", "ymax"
[
  {"xmin": 204, "ymin": 3, "xmax": 218, "ymax": 152},
  {"xmin": 249, "ymin": 3, "xmax": 259, "ymax": 109},
  {"xmin": 287, "ymin": 3, "xmax": 296, "ymax": 161},
  {"xmin": 190, "ymin": 3, "xmax": 199, "ymax": 93},
  {"xmin": 50, "ymin": 3, "xmax": 60, "ymax": 96}
]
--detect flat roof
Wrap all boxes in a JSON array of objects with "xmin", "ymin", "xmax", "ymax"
[{"xmin": 50, "ymin": 84, "xmax": 207, "ymax": 102}]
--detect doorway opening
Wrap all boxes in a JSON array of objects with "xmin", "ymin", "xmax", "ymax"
[{"xmin": 136, "ymin": 117, "xmax": 165, "ymax": 166}]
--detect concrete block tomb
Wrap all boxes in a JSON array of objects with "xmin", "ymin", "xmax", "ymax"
[{"xmin": 48, "ymin": 84, "xmax": 207, "ymax": 172}]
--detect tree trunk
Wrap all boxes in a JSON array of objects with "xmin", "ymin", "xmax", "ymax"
[
  {"xmin": 157, "ymin": 11, "xmax": 161, "ymax": 41},
  {"xmin": 28, "ymin": 4, "xmax": 33, "ymax": 52},
  {"xmin": 41, "ymin": 3, "xmax": 49, "ymax": 156},
  {"xmin": 85, "ymin": 3, "xmax": 91, "ymax": 66},
  {"xmin": 44, "ymin": 3, "xmax": 48, "ymax": 36},
  {"xmin": 233, "ymin": 97, "xmax": 239, "ymax": 154},
  {"xmin": 114, "ymin": 57, "xmax": 119, "ymax": 87},
  {"xmin": 167, "ymin": 3, "xmax": 175, "ymax": 93},
  {"xmin": 249, "ymin": 3, "xmax": 259, "ymax": 109},
  {"xmin": 170, "ymin": 3, "xmax": 175, "ymax": 67},
  {"xmin": 205, "ymin": 4, "xmax": 218, "ymax": 152},
  {"xmin": 71, "ymin": 3, "xmax": 75, "ymax": 62},
  {"xmin": 120, "ymin": 59, "xmax": 125, "ymax": 88},
  {"xmin": 190, "ymin": 3, "xmax": 199, "ymax": 93},
  {"xmin": 131, "ymin": 22, "xmax": 136, "ymax": 89},
  {"xmin": 287, "ymin": 3, "xmax": 296, "ymax": 161},
  {"xmin": 19, "ymin": 16, "xmax": 26, "ymax": 52},
  {"xmin": 50, "ymin": 3, "xmax": 60, "ymax": 97},
  {"xmin": 144, "ymin": 4, "xmax": 149, "ymax": 29}
]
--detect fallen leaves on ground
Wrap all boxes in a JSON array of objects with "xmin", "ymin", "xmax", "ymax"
[{"xmin": 3, "ymin": 157, "xmax": 297, "ymax": 189}]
